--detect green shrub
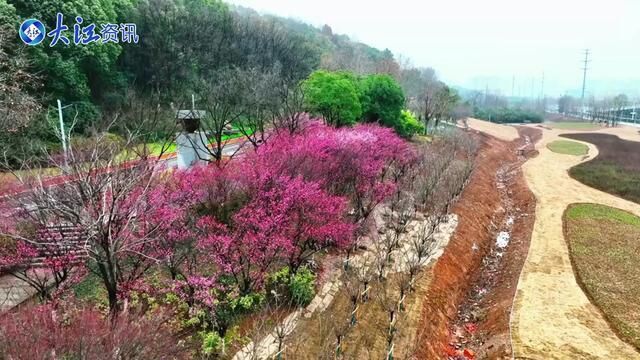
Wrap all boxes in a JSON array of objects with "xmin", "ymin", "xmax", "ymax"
[
  {"xmin": 231, "ymin": 292, "xmax": 265, "ymax": 312},
  {"xmin": 303, "ymin": 70, "xmax": 362, "ymax": 127},
  {"xmin": 201, "ymin": 331, "xmax": 223, "ymax": 356},
  {"xmin": 359, "ymin": 74, "xmax": 405, "ymax": 127},
  {"xmin": 267, "ymin": 266, "xmax": 316, "ymax": 306},
  {"xmin": 289, "ymin": 267, "xmax": 316, "ymax": 306},
  {"xmin": 473, "ymin": 107, "xmax": 543, "ymax": 124},
  {"xmin": 398, "ymin": 109, "xmax": 425, "ymax": 137}
]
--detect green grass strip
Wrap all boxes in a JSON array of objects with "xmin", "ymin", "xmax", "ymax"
[{"xmin": 547, "ymin": 140, "xmax": 589, "ymax": 156}]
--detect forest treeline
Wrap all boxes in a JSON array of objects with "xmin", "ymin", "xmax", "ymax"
[{"xmin": 1, "ymin": 0, "xmax": 465, "ymax": 168}]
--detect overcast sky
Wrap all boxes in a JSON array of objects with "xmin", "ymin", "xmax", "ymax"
[{"xmin": 227, "ymin": 0, "xmax": 640, "ymax": 98}]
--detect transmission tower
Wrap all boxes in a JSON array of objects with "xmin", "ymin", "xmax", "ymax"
[{"xmin": 581, "ymin": 49, "xmax": 590, "ymax": 105}]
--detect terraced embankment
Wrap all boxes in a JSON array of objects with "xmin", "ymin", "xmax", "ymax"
[{"xmin": 415, "ymin": 122, "xmax": 538, "ymax": 359}]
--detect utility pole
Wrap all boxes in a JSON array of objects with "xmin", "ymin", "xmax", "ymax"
[
  {"xmin": 484, "ymin": 83, "xmax": 488, "ymax": 107},
  {"xmin": 540, "ymin": 72, "xmax": 545, "ymax": 112},
  {"xmin": 530, "ymin": 78, "xmax": 534, "ymax": 99},
  {"xmin": 511, "ymin": 75, "xmax": 515, "ymax": 98},
  {"xmin": 581, "ymin": 49, "xmax": 590, "ymax": 109},
  {"xmin": 57, "ymin": 99, "xmax": 68, "ymax": 167}
]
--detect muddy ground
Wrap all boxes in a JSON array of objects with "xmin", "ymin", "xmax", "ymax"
[
  {"xmin": 561, "ymin": 133, "xmax": 640, "ymax": 172},
  {"xmin": 415, "ymin": 126, "xmax": 539, "ymax": 359}
]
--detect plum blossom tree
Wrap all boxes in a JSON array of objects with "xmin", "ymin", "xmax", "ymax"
[
  {"xmin": 0, "ymin": 228, "xmax": 82, "ymax": 302},
  {"xmin": 0, "ymin": 134, "xmax": 192, "ymax": 314},
  {"xmin": 0, "ymin": 303, "xmax": 184, "ymax": 359},
  {"xmin": 244, "ymin": 122, "xmax": 415, "ymax": 225},
  {"xmin": 197, "ymin": 174, "xmax": 353, "ymax": 294}
]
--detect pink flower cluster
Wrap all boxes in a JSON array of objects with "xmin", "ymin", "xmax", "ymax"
[
  {"xmin": 0, "ymin": 121, "xmax": 414, "ymax": 313},
  {"xmin": 155, "ymin": 122, "xmax": 414, "ymax": 306}
]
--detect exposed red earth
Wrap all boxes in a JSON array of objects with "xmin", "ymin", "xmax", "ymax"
[{"xmin": 415, "ymin": 126, "xmax": 540, "ymax": 359}]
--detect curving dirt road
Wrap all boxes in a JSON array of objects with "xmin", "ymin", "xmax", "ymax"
[{"xmin": 511, "ymin": 125, "xmax": 640, "ymax": 359}]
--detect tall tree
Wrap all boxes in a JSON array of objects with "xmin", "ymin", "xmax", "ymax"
[
  {"xmin": 303, "ymin": 70, "xmax": 362, "ymax": 127},
  {"xmin": 0, "ymin": 1, "xmax": 46, "ymax": 168},
  {"xmin": 359, "ymin": 74, "xmax": 405, "ymax": 125},
  {"xmin": 10, "ymin": 0, "xmax": 129, "ymax": 126},
  {"xmin": 126, "ymin": 0, "xmax": 234, "ymax": 98},
  {"xmin": 558, "ymin": 95, "xmax": 577, "ymax": 115}
]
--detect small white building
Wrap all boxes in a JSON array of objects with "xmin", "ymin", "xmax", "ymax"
[{"xmin": 176, "ymin": 110, "xmax": 210, "ymax": 169}]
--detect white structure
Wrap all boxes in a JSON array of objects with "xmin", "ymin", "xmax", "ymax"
[
  {"xmin": 175, "ymin": 110, "xmax": 209, "ymax": 169},
  {"xmin": 176, "ymin": 131, "xmax": 210, "ymax": 169}
]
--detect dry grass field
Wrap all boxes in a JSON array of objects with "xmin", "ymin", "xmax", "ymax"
[{"xmin": 564, "ymin": 203, "xmax": 640, "ymax": 350}]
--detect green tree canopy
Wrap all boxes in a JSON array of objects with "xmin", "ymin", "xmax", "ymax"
[
  {"xmin": 396, "ymin": 109, "xmax": 424, "ymax": 138},
  {"xmin": 303, "ymin": 70, "xmax": 361, "ymax": 127},
  {"xmin": 359, "ymin": 74, "xmax": 404, "ymax": 127},
  {"xmin": 10, "ymin": 0, "xmax": 133, "ymax": 131}
]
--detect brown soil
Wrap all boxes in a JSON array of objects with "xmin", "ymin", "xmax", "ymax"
[
  {"xmin": 414, "ymin": 126, "xmax": 539, "ymax": 359},
  {"xmin": 561, "ymin": 133, "xmax": 640, "ymax": 172},
  {"xmin": 284, "ymin": 272, "xmax": 433, "ymax": 359}
]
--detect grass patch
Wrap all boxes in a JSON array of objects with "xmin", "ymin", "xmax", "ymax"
[
  {"xmin": 546, "ymin": 140, "xmax": 589, "ymax": 156},
  {"xmin": 566, "ymin": 203, "xmax": 640, "ymax": 225},
  {"xmin": 146, "ymin": 142, "xmax": 177, "ymax": 155},
  {"xmin": 73, "ymin": 272, "xmax": 108, "ymax": 306},
  {"xmin": 569, "ymin": 162, "xmax": 640, "ymax": 204},
  {"xmin": 562, "ymin": 133, "xmax": 640, "ymax": 204},
  {"xmin": 548, "ymin": 122, "xmax": 600, "ymax": 130},
  {"xmin": 564, "ymin": 203, "xmax": 640, "ymax": 350}
]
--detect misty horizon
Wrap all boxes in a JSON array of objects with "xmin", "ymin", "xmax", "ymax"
[{"xmin": 228, "ymin": 0, "xmax": 640, "ymax": 99}]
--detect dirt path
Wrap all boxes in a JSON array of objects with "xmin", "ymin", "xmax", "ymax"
[
  {"xmin": 593, "ymin": 124, "xmax": 640, "ymax": 142},
  {"xmin": 511, "ymin": 126, "xmax": 640, "ymax": 359},
  {"xmin": 465, "ymin": 118, "xmax": 520, "ymax": 141}
]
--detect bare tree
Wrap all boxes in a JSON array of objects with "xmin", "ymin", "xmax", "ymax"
[
  {"xmin": 196, "ymin": 68, "xmax": 248, "ymax": 167},
  {"xmin": 0, "ymin": 116, "xmax": 173, "ymax": 314},
  {"xmin": 271, "ymin": 82, "xmax": 309, "ymax": 136},
  {"xmin": 234, "ymin": 67, "xmax": 281, "ymax": 148},
  {"xmin": 0, "ymin": 25, "xmax": 41, "ymax": 133}
]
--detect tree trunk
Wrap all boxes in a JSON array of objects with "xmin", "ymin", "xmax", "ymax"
[{"xmin": 97, "ymin": 261, "xmax": 120, "ymax": 315}]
